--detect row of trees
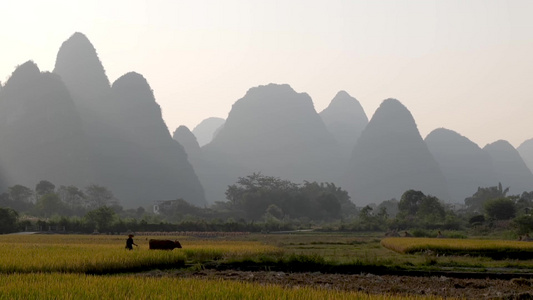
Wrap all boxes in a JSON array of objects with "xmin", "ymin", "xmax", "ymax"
[
  {"xmin": 1, "ymin": 174, "xmax": 533, "ymax": 235},
  {"xmin": 352, "ymin": 184, "xmax": 533, "ymax": 234},
  {"xmin": 465, "ymin": 183, "xmax": 533, "ymax": 219},
  {"xmin": 0, "ymin": 205, "xmax": 286, "ymax": 234},
  {"xmin": 218, "ymin": 173, "xmax": 356, "ymax": 221},
  {"xmin": 351, "ymin": 190, "xmax": 458, "ymax": 232},
  {"xmin": 154, "ymin": 174, "xmax": 533, "ymax": 234},
  {"xmin": 0, "ymin": 180, "xmax": 121, "ymax": 217},
  {"xmin": 0, "ymin": 180, "xmax": 150, "ymax": 234}
]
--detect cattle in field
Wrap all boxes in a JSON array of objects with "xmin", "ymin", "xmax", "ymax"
[{"xmin": 149, "ymin": 239, "xmax": 182, "ymax": 250}]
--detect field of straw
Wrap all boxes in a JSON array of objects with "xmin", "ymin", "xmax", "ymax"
[{"xmin": 0, "ymin": 234, "xmax": 447, "ymax": 299}]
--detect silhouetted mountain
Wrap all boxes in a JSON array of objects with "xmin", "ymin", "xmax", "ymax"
[
  {"xmin": 192, "ymin": 117, "xmax": 225, "ymax": 147},
  {"xmin": 518, "ymin": 138, "xmax": 533, "ymax": 173},
  {"xmin": 425, "ymin": 128, "xmax": 496, "ymax": 202},
  {"xmin": 320, "ymin": 91, "xmax": 368, "ymax": 160},
  {"xmin": 201, "ymin": 83, "xmax": 341, "ymax": 203},
  {"xmin": 53, "ymin": 32, "xmax": 113, "ymax": 148},
  {"xmin": 0, "ymin": 61, "xmax": 93, "ymax": 189},
  {"xmin": 483, "ymin": 140, "xmax": 533, "ymax": 195},
  {"xmin": 53, "ymin": 32, "xmax": 110, "ymax": 114},
  {"xmin": 173, "ymin": 125, "xmax": 202, "ymax": 166},
  {"xmin": 95, "ymin": 72, "xmax": 205, "ymax": 207},
  {"xmin": 344, "ymin": 99, "xmax": 449, "ymax": 205},
  {"xmin": 50, "ymin": 33, "xmax": 205, "ymax": 207}
]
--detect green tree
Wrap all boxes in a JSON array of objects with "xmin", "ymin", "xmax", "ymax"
[
  {"xmin": 85, "ymin": 206, "xmax": 116, "ymax": 232},
  {"xmin": 158, "ymin": 199, "xmax": 204, "ymax": 222},
  {"xmin": 465, "ymin": 183, "xmax": 509, "ymax": 213},
  {"xmin": 34, "ymin": 193, "xmax": 67, "ymax": 217},
  {"xmin": 225, "ymin": 173, "xmax": 298, "ymax": 220},
  {"xmin": 417, "ymin": 195, "xmax": 445, "ymax": 221},
  {"xmin": 8, "ymin": 185, "xmax": 33, "ymax": 203},
  {"xmin": 317, "ymin": 193, "xmax": 341, "ymax": 218},
  {"xmin": 85, "ymin": 185, "xmax": 117, "ymax": 209},
  {"xmin": 359, "ymin": 205, "xmax": 373, "ymax": 222},
  {"xmin": 7, "ymin": 185, "xmax": 34, "ymax": 211},
  {"xmin": 398, "ymin": 190, "xmax": 426, "ymax": 216},
  {"xmin": 225, "ymin": 173, "xmax": 354, "ymax": 221},
  {"xmin": 57, "ymin": 185, "xmax": 86, "ymax": 214},
  {"xmin": 377, "ymin": 206, "xmax": 389, "ymax": 221},
  {"xmin": 484, "ymin": 197, "xmax": 516, "ymax": 220},
  {"xmin": 35, "ymin": 180, "xmax": 55, "ymax": 197},
  {"xmin": 397, "ymin": 190, "xmax": 445, "ymax": 227},
  {"xmin": 266, "ymin": 204, "xmax": 283, "ymax": 219},
  {"xmin": 512, "ymin": 215, "xmax": 533, "ymax": 235},
  {"xmin": 300, "ymin": 181, "xmax": 353, "ymax": 219},
  {"xmin": 378, "ymin": 198, "xmax": 399, "ymax": 218},
  {"xmin": 223, "ymin": 173, "xmax": 356, "ymax": 220},
  {"xmin": 0, "ymin": 207, "xmax": 19, "ymax": 233},
  {"xmin": 516, "ymin": 191, "xmax": 533, "ymax": 216}
]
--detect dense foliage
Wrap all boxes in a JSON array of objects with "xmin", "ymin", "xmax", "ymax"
[
  {"xmin": 484, "ymin": 198, "xmax": 516, "ymax": 220},
  {"xmin": 465, "ymin": 183, "xmax": 509, "ymax": 213},
  {"xmin": 0, "ymin": 177, "xmax": 533, "ymax": 236},
  {"xmin": 223, "ymin": 173, "xmax": 355, "ymax": 221},
  {"xmin": 0, "ymin": 207, "xmax": 19, "ymax": 234}
]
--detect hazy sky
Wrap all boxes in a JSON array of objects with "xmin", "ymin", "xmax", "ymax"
[{"xmin": 1, "ymin": 0, "xmax": 532, "ymax": 147}]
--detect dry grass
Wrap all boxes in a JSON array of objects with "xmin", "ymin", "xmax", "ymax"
[
  {"xmin": 381, "ymin": 237, "xmax": 533, "ymax": 259},
  {"xmin": 0, "ymin": 273, "xmax": 448, "ymax": 299},
  {"xmin": 0, "ymin": 234, "xmax": 281, "ymax": 273}
]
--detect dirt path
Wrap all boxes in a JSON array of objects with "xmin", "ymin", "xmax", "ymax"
[{"xmin": 139, "ymin": 269, "xmax": 533, "ymax": 299}]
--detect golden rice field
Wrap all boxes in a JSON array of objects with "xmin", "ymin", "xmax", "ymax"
[
  {"xmin": 0, "ymin": 234, "xmax": 281, "ymax": 274},
  {"xmin": 0, "ymin": 273, "xmax": 446, "ymax": 300},
  {"xmin": 0, "ymin": 234, "xmax": 449, "ymax": 299},
  {"xmin": 381, "ymin": 237, "xmax": 533, "ymax": 259}
]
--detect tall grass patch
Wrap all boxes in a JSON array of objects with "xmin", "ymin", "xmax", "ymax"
[
  {"xmin": 0, "ymin": 273, "xmax": 446, "ymax": 300},
  {"xmin": 0, "ymin": 235, "xmax": 281, "ymax": 274},
  {"xmin": 382, "ymin": 237, "xmax": 533, "ymax": 259}
]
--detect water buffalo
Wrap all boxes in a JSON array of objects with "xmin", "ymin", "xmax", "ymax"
[{"xmin": 149, "ymin": 239, "xmax": 182, "ymax": 250}]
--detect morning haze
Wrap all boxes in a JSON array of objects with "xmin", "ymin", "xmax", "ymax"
[
  {"xmin": 3, "ymin": 3, "xmax": 533, "ymax": 297},
  {"xmin": 1, "ymin": 1, "xmax": 532, "ymax": 148},
  {"xmin": 1, "ymin": 1, "xmax": 533, "ymax": 209}
]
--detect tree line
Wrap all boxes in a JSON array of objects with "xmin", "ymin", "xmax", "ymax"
[
  {"xmin": 0, "ymin": 175, "xmax": 533, "ymax": 236},
  {"xmin": 1, "ymin": 181, "xmax": 119, "ymax": 217}
]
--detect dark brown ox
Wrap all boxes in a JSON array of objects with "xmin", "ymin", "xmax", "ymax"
[{"xmin": 149, "ymin": 239, "xmax": 182, "ymax": 250}]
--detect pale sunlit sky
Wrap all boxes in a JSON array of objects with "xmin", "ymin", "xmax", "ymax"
[{"xmin": 1, "ymin": 0, "xmax": 532, "ymax": 147}]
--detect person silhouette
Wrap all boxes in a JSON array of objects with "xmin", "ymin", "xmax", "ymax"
[{"xmin": 125, "ymin": 234, "xmax": 137, "ymax": 250}]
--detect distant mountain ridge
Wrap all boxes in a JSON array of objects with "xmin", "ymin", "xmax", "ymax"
[
  {"xmin": 319, "ymin": 91, "xmax": 368, "ymax": 160},
  {"xmin": 344, "ymin": 98, "xmax": 449, "ymax": 205},
  {"xmin": 425, "ymin": 128, "xmax": 496, "ymax": 202},
  {"xmin": 518, "ymin": 138, "xmax": 533, "ymax": 173},
  {"xmin": 0, "ymin": 32, "xmax": 206, "ymax": 208},
  {"xmin": 173, "ymin": 125, "xmax": 202, "ymax": 166},
  {"xmin": 484, "ymin": 140, "xmax": 533, "ymax": 195},
  {"xmin": 192, "ymin": 117, "xmax": 225, "ymax": 147},
  {"xmin": 2, "ymin": 33, "xmax": 533, "ymax": 210},
  {"xmin": 200, "ymin": 83, "xmax": 341, "ymax": 203},
  {"xmin": 0, "ymin": 61, "xmax": 93, "ymax": 189}
]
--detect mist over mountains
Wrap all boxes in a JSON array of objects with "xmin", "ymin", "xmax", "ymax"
[
  {"xmin": 518, "ymin": 139, "xmax": 533, "ymax": 173},
  {"xmin": 343, "ymin": 99, "xmax": 449, "ymax": 205},
  {"xmin": 192, "ymin": 117, "xmax": 225, "ymax": 147},
  {"xmin": 0, "ymin": 61, "xmax": 92, "ymax": 190},
  {"xmin": 425, "ymin": 128, "xmax": 496, "ymax": 202},
  {"xmin": 483, "ymin": 140, "xmax": 533, "ymax": 195},
  {"xmin": 0, "ymin": 32, "xmax": 205, "ymax": 208},
  {"xmin": 319, "ymin": 91, "xmax": 368, "ymax": 161},
  {"xmin": 199, "ymin": 83, "xmax": 342, "ymax": 202},
  {"xmin": 185, "ymin": 89, "xmax": 533, "ymax": 205},
  {"xmin": 173, "ymin": 125, "xmax": 202, "ymax": 166},
  {"xmin": 1, "ymin": 32, "xmax": 533, "ymax": 208}
]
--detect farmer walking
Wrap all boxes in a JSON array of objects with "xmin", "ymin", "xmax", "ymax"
[{"xmin": 125, "ymin": 234, "xmax": 138, "ymax": 250}]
